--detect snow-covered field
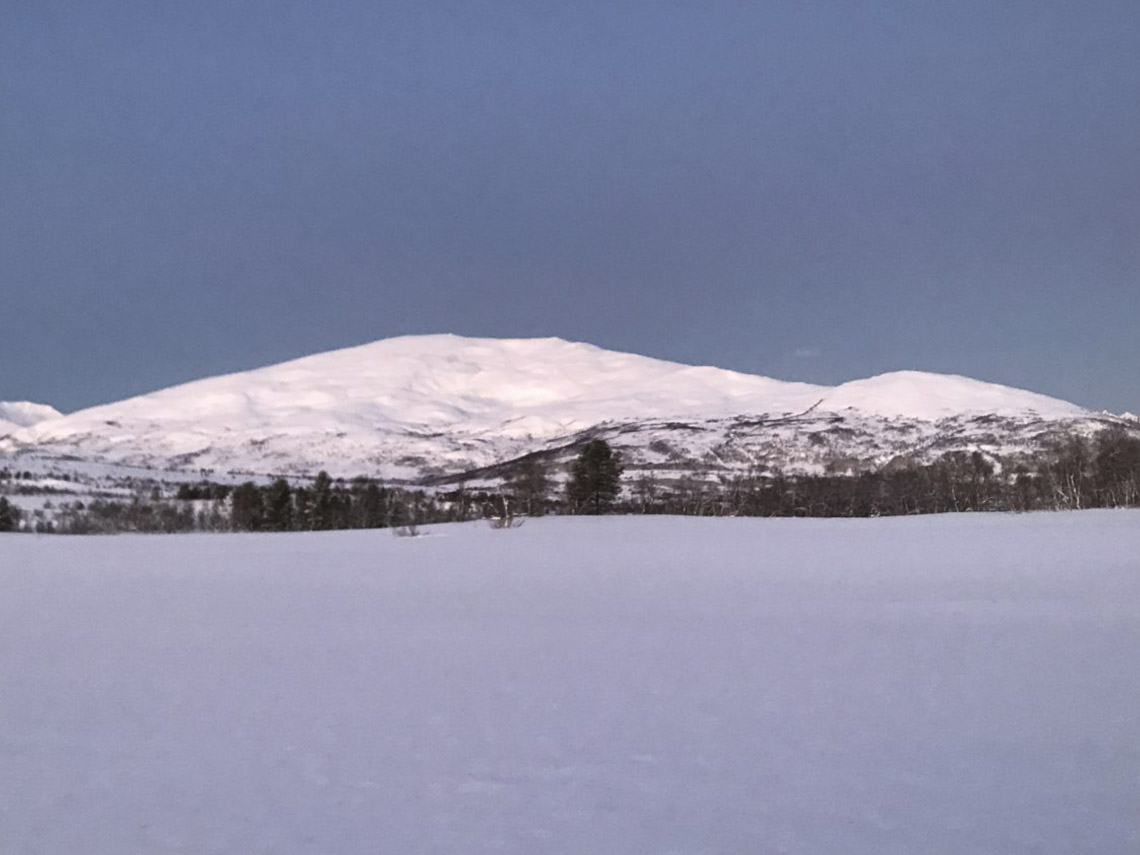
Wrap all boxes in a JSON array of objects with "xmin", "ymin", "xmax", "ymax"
[{"xmin": 2, "ymin": 513, "xmax": 1138, "ymax": 854}]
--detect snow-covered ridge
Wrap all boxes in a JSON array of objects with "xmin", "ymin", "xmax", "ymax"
[
  {"xmin": 12, "ymin": 334, "xmax": 1086, "ymax": 435},
  {"xmin": 11, "ymin": 335, "xmax": 829, "ymax": 442},
  {"xmin": 814, "ymin": 371, "xmax": 1086, "ymax": 421},
  {"xmin": 0, "ymin": 335, "xmax": 1105, "ymax": 479},
  {"xmin": 0, "ymin": 401, "xmax": 63, "ymax": 436}
]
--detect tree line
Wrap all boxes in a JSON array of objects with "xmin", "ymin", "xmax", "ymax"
[
  {"xmin": 627, "ymin": 430, "xmax": 1140, "ymax": 517},
  {"xmin": 3, "ymin": 430, "xmax": 1138, "ymax": 534},
  {"xmin": 7, "ymin": 439, "xmax": 624, "ymax": 534}
]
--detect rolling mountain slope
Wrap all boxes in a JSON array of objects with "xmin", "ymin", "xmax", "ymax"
[
  {"xmin": 0, "ymin": 402, "xmax": 64, "ymax": 437},
  {"xmin": 0, "ymin": 335, "xmax": 1125, "ymax": 482}
]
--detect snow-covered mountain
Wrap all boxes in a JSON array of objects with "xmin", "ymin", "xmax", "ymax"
[
  {"xmin": 0, "ymin": 402, "xmax": 63, "ymax": 437},
  {"xmin": 0, "ymin": 335, "xmax": 1127, "ymax": 482}
]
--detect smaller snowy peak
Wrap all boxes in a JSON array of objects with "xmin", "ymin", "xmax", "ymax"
[
  {"xmin": 0, "ymin": 401, "xmax": 63, "ymax": 435},
  {"xmin": 816, "ymin": 371, "xmax": 1087, "ymax": 421}
]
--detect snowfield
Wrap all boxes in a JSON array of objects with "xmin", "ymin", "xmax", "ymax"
[{"xmin": 1, "ymin": 513, "xmax": 1138, "ymax": 854}]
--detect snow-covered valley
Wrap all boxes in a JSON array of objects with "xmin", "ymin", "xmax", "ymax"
[{"xmin": 2, "ymin": 512, "xmax": 1138, "ymax": 853}]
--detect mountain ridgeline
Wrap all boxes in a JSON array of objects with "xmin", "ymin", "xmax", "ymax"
[
  {"xmin": 1, "ymin": 335, "xmax": 1138, "ymax": 532},
  {"xmin": 3, "ymin": 335, "xmax": 1134, "ymax": 479}
]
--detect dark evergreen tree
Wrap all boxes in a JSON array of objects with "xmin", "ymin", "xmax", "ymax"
[
  {"xmin": 357, "ymin": 483, "xmax": 387, "ymax": 528},
  {"xmin": 0, "ymin": 497, "xmax": 19, "ymax": 532},
  {"xmin": 328, "ymin": 492, "xmax": 351, "ymax": 529},
  {"xmin": 311, "ymin": 471, "xmax": 334, "ymax": 530},
  {"xmin": 567, "ymin": 439, "xmax": 623, "ymax": 514},
  {"xmin": 264, "ymin": 478, "xmax": 293, "ymax": 531},
  {"xmin": 1093, "ymin": 428, "xmax": 1140, "ymax": 507},
  {"xmin": 293, "ymin": 486, "xmax": 311, "ymax": 531},
  {"xmin": 230, "ymin": 482, "xmax": 265, "ymax": 531}
]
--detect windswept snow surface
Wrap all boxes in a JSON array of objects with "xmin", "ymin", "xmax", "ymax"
[{"xmin": 2, "ymin": 513, "xmax": 1138, "ymax": 854}]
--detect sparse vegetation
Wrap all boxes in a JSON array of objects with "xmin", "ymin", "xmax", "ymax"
[{"xmin": 4, "ymin": 430, "xmax": 1139, "ymax": 534}]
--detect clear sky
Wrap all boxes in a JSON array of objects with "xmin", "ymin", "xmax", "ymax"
[{"xmin": 3, "ymin": 1, "xmax": 1138, "ymax": 414}]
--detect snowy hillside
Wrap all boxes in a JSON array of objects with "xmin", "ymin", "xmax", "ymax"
[
  {"xmin": 0, "ymin": 335, "xmax": 1122, "ymax": 481},
  {"xmin": 2, "ymin": 513, "xmax": 1138, "ymax": 853},
  {"xmin": 0, "ymin": 401, "xmax": 63, "ymax": 436},
  {"xmin": 812, "ymin": 370, "xmax": 1084, "ymax": 420}
]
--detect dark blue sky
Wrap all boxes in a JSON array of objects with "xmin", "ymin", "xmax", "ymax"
[{"xmin": 3, "ymin": 1, "xmax": 1138, "ymax": 413}]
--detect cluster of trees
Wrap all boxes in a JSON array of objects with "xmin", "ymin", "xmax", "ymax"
[
  {"xmin": 16, "ymin": 440, "xmax": 624, "ymax": 534},
  {"xmin": 32, "ymin": 481, "xmax": 417, "ymax": 535},
  {"xmin": 46, "ymin": 497, "xmax": 197, "ymax": 534},
  {"xmin": 0, "ymin": 469, "xmax": 40, "ymax": 482},
  {"xmin": 5, "ymin": 430, "xmax": 1138, "ymax": 535},
  {"xmin": 622, "ymin": 430, "xmax": 1140, "ymax": 517},
  {"xmin": 221, "ymin": 443, "xmax": 626, "ymax": 533},
  {"xmin": 227, "ymin": 473, "xmax": 425, "ymax": 532}
]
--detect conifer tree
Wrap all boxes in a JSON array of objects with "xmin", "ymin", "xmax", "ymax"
[
  {"xmin": 311, "ymin": 471, "xmax": 334, "ymax": 530},
  {"xmin": 358, "ymin": 483, "xmax": 386, "ymax": 528},
  {"xmin": 230, "ymin": 482, "xmax": 264, "ymax": 531},
  {"xmin": 264, "ymin": 478, "xmax": 293, "ymax": 531},
  {"xmin": 293, "ymin": 486, "xmax": 311, "ymax": 530},
  {"xmin": 0, "ymin": 496, "xmax": 19, "ymax": 532},
  {"xmin": 567, "ymin": 439, "xmax": 623, "ymax": 514}
]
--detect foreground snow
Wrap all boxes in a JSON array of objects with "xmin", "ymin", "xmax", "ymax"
[{"xmin": 1, "ymin": 513, "xmax": 1138, "ymax": 854}]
